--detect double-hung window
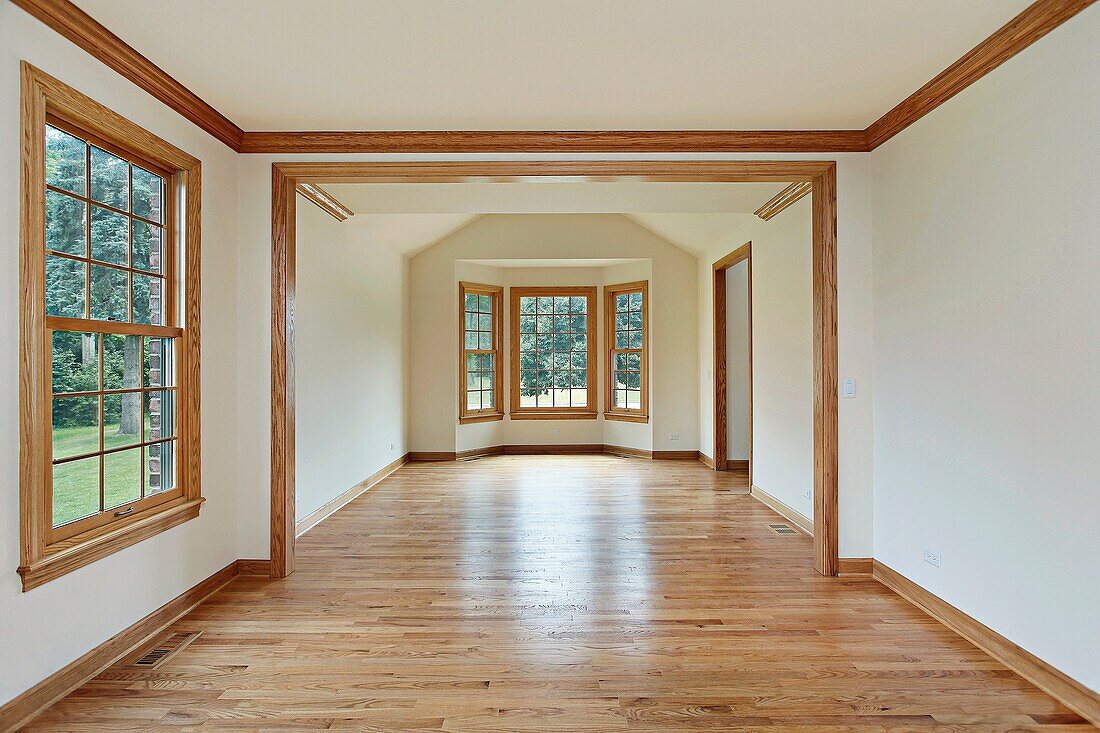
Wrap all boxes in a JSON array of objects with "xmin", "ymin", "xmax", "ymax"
[
  {"xmin": 459, "ymin": 282, "xmax": 503, "ymax": 422},
  {"xmin": 510, "ymin": 287, "xmax": 597, "ymax": 419},
  {"xmin": 605, "ymin": 281, "xmax": 648, "ymax": 421},
  {"xmin": 19, "ymin": 64, "xmax": 202, "ymax": 590}
]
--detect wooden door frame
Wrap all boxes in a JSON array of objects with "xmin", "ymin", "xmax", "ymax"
[
  {"xmin": 713, "ymin": 242, "xmax": 752, "ymax": 480},
  {"xmin": 270, "ymin": 160, "xmax": 839, "ymax": 578}
]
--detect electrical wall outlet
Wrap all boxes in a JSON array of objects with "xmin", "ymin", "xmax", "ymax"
[
  {"xmin": 923, "ymin": 548, "xmax": 942, "ymax": 568},
  {"xmin": 801, "ymin": 487, "xmax": 811, "ymax": 500},
  {"xmin": 669, "ymin": 432, "xmax": 679, "ymax": 441},
  {"xmin": 550, "ymin": 428, "xmax": 560, "ymax": 435}
]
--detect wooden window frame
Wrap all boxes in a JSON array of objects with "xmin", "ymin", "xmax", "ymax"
[
  {"xmin": 19, "ymin": 63, "xmax": 203, "ymax": 591},
  {"xmin": 509, "ymin": 286, "xmax": 598, "ymax": 420},
  {"xmin": 604, "ymin": 281, "xmax": 649, "ymax": 423},
  {"xmin": 458, "ymin": 282, "xmax": 504, "ymax": 424}
]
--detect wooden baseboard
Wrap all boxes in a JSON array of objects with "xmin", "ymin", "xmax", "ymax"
[
  {"xmin": 407, "ymin": 451, "xmax": 457, "ymax": 462},
  {"xmin": 726, "ymin": 459, "xmax": 749, "ymax": 470},
  {"xmin": 697, "ymin": 452, "xmax": 716, "ymax": 469},
  {"xmin": 604, "ymin": 444, "xmax": 652, "ymax": 459},
  {"xmin": 295, "ymin": 453, "xmax": 410, "ymax": 537},
  {"xmin": 651, "ymin": 449, "xmax": 699, "ymax": 460},
  {"xmin": 0, "ymin": 560, "xmax": 242, "ymax": 733},
  {"xmin": 456, "ymin": 445, "xmax": 505, "ymax": 460},
  {"xmin": 836, "ymin": 557, "xmax": 873, "ymax": 577},
  {"xmin": 503, "ymin": 443, "xmax": 604, "ymax": 455},
  {"xmin": 749, "ymin": 484, "xmax": 813, "ymax": 536},
  {"xmin": 873, "ymin": 560, "xmax": 1100, "ymax": 726},
  {"xmin": 236, "ymin": 559, "xmax": 271, "ymax": 576}
]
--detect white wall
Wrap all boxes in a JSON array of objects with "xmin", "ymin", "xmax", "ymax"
[
  {"xmin": 870, "ymin": 6, "xmax": 1100, "ymax": 692},
  {"xmin": 409, "ymin": 214, "xmax": 696, "ymax": 455},
  {"xmin": 0, "ymin": 5, "xmax": 241, "ymax": 704},
  {"xmin": 295, "ymin": 204, "xmax": 408, "ymax": 522},
  {"xmin": 725, "ymin": 261, "xmax": 750, "ymax": 461}
]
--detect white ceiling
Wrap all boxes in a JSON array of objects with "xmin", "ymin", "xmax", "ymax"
[{"xmin": 73, "ymin": 0, "xmax": 1030, "ymax": 131}]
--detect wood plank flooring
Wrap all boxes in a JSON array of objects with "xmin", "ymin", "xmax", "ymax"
[{"xmin": 24, "ymin": 456, "xmax": 1087, "ymax": 731}]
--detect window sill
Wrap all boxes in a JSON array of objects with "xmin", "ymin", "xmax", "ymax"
[
  {"xmin": 605, "ymin": 411, "xmax": 649, "ymax": 424},
  {"xmin": 510, "ymin": 411, "xmax": 598, "ymax": 421},
  {"xmin": 459, "ymin": 412, "xmax": 505, "ymax": 425},
  {"xmin": 18, "ymin": 498, "xmax": 204, "ymax": 592}
]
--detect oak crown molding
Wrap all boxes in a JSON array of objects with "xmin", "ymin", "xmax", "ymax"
[
  {"xmin": 14, "ymin": 0, "xmax": 1095, "ymax": 153},
  {"xmin": 295, "ymin": 182, "xmax": 353, "ymax": 222}
]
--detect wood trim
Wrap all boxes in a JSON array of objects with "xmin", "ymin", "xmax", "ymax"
[
  {"xmin": 294, "ymin": 453, "xmax": 409, "ymax": 537},
  {"xmin": 754, "ymin": 181, "xmax": 812, "ymax": 221},
  {"xmin": 697, "ymin": 452, "xmax": 716, "ymax": 469},
  {"xmin": 236, "ymin": 559, "xmax": 271, "ymax": 576},
  {"xmin": 294, "ymin": 183, "xmax": 353, "ymax": 222},
  {"xmin": 750, "ymin": 485, "xmax": 813, "ymax": 537},
  {"xmin": 866, "ymin": 0, "xmax": 1096, "ymax": 149},
  {"xmin": 504, "ymin": 444, "xmax": 604, "ymax": 455},
  {"xmin": 604, "ymin": 444, "xmax": 652, "ymax": 459},
  {"xmin": 873, "ymin": 560, "xmax": 1100, "ymax": 726},
  {"xmin": 811, "ymin": 165, "xmax": 839, "ymax": 577},
  {"xmin": 458, "ymin": 282, "xmax": 504, "ymax": 423},
  {"xmin": 726, "ymin": 459, "xmax": 749, "ymax": 470},
  {"xmin": 270, "ymin": 161, "xmax": 839, "ymax": 579},
  {"xmin": 269, "ymin": 165, "xmax": 295, "ymax": 579},
  {"xmin": 651, "ymin": 450, "xmax": 699, "ymax": 460},
  {"xmin": 10, "ymin": 0, "xmax": 244, "ymax": 151},
  {"xmin": 836, "ymin": 557, "xmax": 873, "ymax": 577},
  {"xmin": 407, "ymin": 451, "xmax": 458, "ymax": 462},
  {"xmin": 604, "ymin": 280, "xmax": 649, "ymax": 422},
  {"xmin": 240, "ymin": 130, "xmax": 869, "ymax": 154},
  {"xmin": 0, "ymin": 559, "xmax": 240, "ymax": 733},
  {"xmin": 20, "ymin": 62, "xmax": 203, "ymax": 590},
  {"xmin": 712, "ymin": 242, "xmax": 752, "ymax": 475},
  {"xmin": 456, "ymin": 445, "xmax": 506, "ymax": 460},
  {"xmin": 509, "ymin": 286, "xmax": 599, "ymax": 419},
  {"xmin": 18, "ymin": 1, "xmax": 1092, "ymax": 156}
]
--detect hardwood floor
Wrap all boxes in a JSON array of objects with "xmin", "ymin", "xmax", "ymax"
[{"xmin": 24, "ymin": 456, "xmax": 1085, "ymax": 731}]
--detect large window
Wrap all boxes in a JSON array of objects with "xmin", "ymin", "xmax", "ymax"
[
  {"xmin": 459, "ymin": 282, "xmax": 503, "ymax": 423},
  {"xmin": 510, "ymin": 287, "xmax": 597, "ymax": 419},
  {"xmin": 605, "ymin": 281, "xmax": 649, "ymax": 421},
  {"xmin": 20, "ymin": 64, "xmax": 202, "ymax": 591}
]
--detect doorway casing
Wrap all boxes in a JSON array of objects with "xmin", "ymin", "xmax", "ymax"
[
  {"xmin": 269, "ymin": 161, "xmax": 839, "ymax": 577},
  {"xmin": 713, "ymin": 242, "xmax": 752, "ymax": 479}
]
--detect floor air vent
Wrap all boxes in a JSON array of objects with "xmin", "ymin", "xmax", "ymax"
[
  {"xmin": 767, "ymin": 523, "xmax": 799, "ymax": 536},
  {"xmin": 130, "ymin": 631, "xmax": 202, "ymax": 669}
]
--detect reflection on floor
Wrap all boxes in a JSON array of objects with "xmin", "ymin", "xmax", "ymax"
[{"xmin": 27, "ymin": 455, "xmax": 1079, "ymax": 731}]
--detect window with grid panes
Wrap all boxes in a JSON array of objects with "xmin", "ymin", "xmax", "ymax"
[
  {"xmin": 606, "ymin": 281, "xmax": 648, "ymax": 420},
  {"xmin": 459, "ymin": 282, "xmax": 502, "ymax": 421},
  {"xmin": 511, "ymin": 287, "xmax": 597, "ymax": 417},
  {"xmin": 43, "ymin": 120, "xmax": 180, "ymax": 538}
]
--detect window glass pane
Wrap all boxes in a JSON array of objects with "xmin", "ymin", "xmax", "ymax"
[
  {"xmin": 103, "ymin": 392, "xmax": 143, "ymax": 450},
  {"xmin": 536, "ymin": 296, "xmax": 553, "ymax": 313},
  {"xmin": 466, "ymin": 371, "xmax": 478, "ymax": 390},
  {"xmin": 482, "ymin": 353, "xmax": 494, "ymax": 373},
  {"xmin": 132, "ymin": 221, "xmax": 163, "ymax": 273},
  {"xmin": 144, "ymin": 337, "xmax": 173, "ymax": 388},
  {"xmin": 519, "ymin": 315, "xmax": 536, "ymax": 333},
  {"xmin": 90, "ymin": 265, "xmax": 128, "ymax": 321},
  {"xmin": 464, "ymin": 332, "xmax": 478, "ymax": 349},
  {"xmin": 145, "ymin": 440, "xmax": 175, "ymax": 496},
  {"xmin": 615, "ymin": 293, "xmax": 629, "ymax": 312},
  {"xmin": 570, "ymin": 296, "xmax": 586, "ymax": 313},
  {"xmin": 145, "ymin": 389, "xmax": 175, "ymax": 440},
  {"xmin": 570, "ymin": 352, "xmax": 586, "ymax": 370},
  {"xmin": 570, "ymin": 315, "xmax": 586, "ymax": 333},
  {"xmin": 52, "ymin": 456, "xmax": 100, "ymax": 527},
  {"xmin": 104, "ymin": 447, "xmax": 141, "ymax": 510},
  {"xmin": 628, "ymin": 310, "xmax": 643, "ymax": 329},
  {"xmin": 102, "ymin": 334, "xmax": 141, "ymax": 392},
  {"xmin": 482, "ymin": 390, "xmax": 494, "ymax": 409},
  {"xmin": 46, "ymin": 255, "xmax": 86, "ymax": 318},
  {"xmin": 464, "ymin": 312, "xmax": 478, "ymax": 330},
  {"xmin": 478, "ymin": 314, "xmax": 492, "ymax": 331},
  {"xmin": 90, "ymin": 146, "xmax": 129, "ymax": 210},
  {"xmin": 467, "ymin": 390, "xmax": 481, "ymax": 409},
  {"xmin": 91, "ymin": 205, "xmax": 128, "ymax": 265},
  {"xmin": 132, "ymin": 273, "xmax": 164, "ymax": 325},
  {"xmin": 478, "ymin": 332, "xmax": 492, "ymax": 349},
  {"xmin": 553, "ymin": 296, "xmax": 570, "ymax": 313},
  {"xmin": 52, "ymin": 396, "xmax": 99, "ymax": 460},
  {"xmin": 536, "ymin": 315, "xmax": 553, "ymax": 333},
  {"xmin": 131, "ymin": 166, "xmax": 163, "ymax": 223},
  {"xmin": 46, "ymin": 125, "xmax": 86, "ymax": 196},
  {"xmin": 519, "ymin": 333, "xmax": 535, "ymax": 351},
  {"xmin": 46, "ymin": 190, "xmax": 86, "ymax": 256},
  {"xmin": 627, "ymin": 390, "xmax": 642, "ymax": 409},
  {"xmin": 614, "ymin": 389, "xmax": 627, "ymax": 408},
  {"xmin": 52, "ymin": 331, "xmax": 99, "ymax": 394},
  {"xmin": 570, "ymin": 388, "xmax": 587, "ymax": 407},
  {"xmin": 478, "ymin": 294, "xmax": 491, "ymax": 312},
  {"xmin": 553, "ymin": 333, "xmax": 571, "ymax": 352},
  {"xmin": 570, "ymin": 369, "xmax": 586, "ymax": 388},
  {"xmin": 466, "ymin": 353, "xmax": 480, "ymax": 371},
  {"xmin": 628, "ymin": 330, "xmax": 643, "ymax": 349},
  {"xmin": 628, "ymin": 291, "xmax": 643, "ymax": 311},
  {"xmin": 616, "ymin": 312, "xmax": 629, "ymax": 332},
  {"xmin": 519, "ymin": 296, "xmax": 536, "ymax": 314}
]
